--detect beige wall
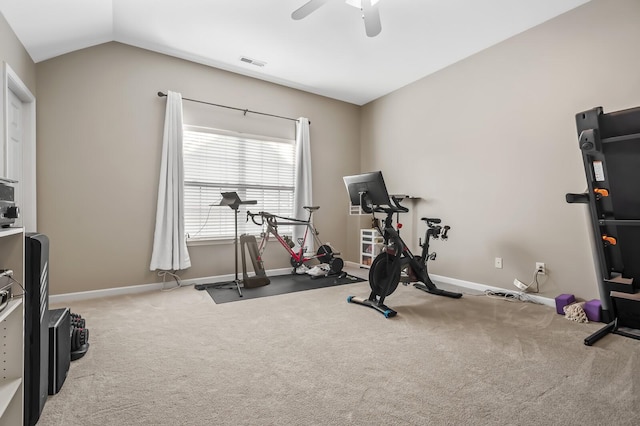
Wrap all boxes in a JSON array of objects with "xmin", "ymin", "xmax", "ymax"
[
  {"xmin": 360, "ymin": 0, "xmax": 640, "ymax": 300},
  {"xmin": 36, "ymin": 42, "xmax": 360, "ymax": 295},
  {"xmin": 0, "ymin": 12, "xmax": 36, "ymax": 92}
]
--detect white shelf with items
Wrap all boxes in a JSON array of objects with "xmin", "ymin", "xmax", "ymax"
[
  {"xmin": 0, "ymin": 227, "xmax": 24, "ymax": 425},
  {"xmin": 360, "ymin": 228, "xmax": 383, "ymax": 268}
]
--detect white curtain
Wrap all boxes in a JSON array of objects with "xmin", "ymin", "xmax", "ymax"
[
  {"xmin": 150, "ymin": 91, "xmax": 191, "ymax": 271},
  {"xmin": 292, "ymin": 117, "xmax": 313, "ymax": 252}
]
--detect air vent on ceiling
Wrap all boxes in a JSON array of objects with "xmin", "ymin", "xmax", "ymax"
[{"xmin": 240, "ymin": 56, "xmax": 266, "ymax": 67}]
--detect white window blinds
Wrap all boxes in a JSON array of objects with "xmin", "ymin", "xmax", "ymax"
[{"xmin": 183, "ymin": 126, "xmax": 295, "ymax": 240}]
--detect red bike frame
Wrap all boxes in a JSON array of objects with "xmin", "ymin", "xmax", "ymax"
[{"xmin": 247, "ymin": 208, "xmax": 331, "ymax": 268}]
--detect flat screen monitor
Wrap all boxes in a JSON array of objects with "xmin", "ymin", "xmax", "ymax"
[{"xmin": 343, "ymin": 171, "xmax": 392, "ymax": 208}]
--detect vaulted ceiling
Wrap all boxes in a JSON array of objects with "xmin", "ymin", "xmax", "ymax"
[{"xmin": 0, "ymin": 0, "xmax": 591, "ymax": 105}]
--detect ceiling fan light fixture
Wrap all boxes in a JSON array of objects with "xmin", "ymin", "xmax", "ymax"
[
  {"xmin": 292, "ymin": 0, "xmax": 382, "ymax": 37},
  {"xmin": 345, "ymin": 0, "xmax": 380, "ymax": 9}
]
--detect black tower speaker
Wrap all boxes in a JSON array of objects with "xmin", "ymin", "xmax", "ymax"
[
  {"xmin": 24, "ymin": 233, "xmax": 50, "ymax": 426},
  {"xmin": 48, "ymin": 308, "xmax": 71, "ymax": 395}
]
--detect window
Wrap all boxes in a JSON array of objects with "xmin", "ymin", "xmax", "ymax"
[{"xmin": 183, "ymin": 126, "xmax": 295, "ymax": 241}]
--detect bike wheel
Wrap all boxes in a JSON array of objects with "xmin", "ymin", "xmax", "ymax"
[
  {"xmin": 329, "ymin": 257, "xmax": 344, "ymax": 274},
  {"xmin": 316, "ymin": 244, "xmax": 333, "ymax": 264},
  {"xmin": 369, "ymin": 252, "xmax": 401, "ymax": 297}
]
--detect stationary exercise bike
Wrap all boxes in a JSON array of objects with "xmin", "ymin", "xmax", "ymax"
[
  {"xmin": 344, "ymin": 171, "xmax": 462, "ymax": 317},
  {"xmin": 247, "ymin": 207, "xmax": 344, "ymax": 275}
]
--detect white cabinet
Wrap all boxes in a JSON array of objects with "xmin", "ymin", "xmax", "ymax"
[
  {"xmin": 0, "ymin": 227, "xmax": 24, "ymax": 425},
  {"xmin": 360, "ymin": 228, "xmax": 383, "ymax": 267}
]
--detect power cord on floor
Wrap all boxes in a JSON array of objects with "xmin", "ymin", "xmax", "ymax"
[
  {"xmin": 483, "ymin": 270, "xmax": 545, "ymax": 306},
  {"xmin": 483, "ymin": 289, "xmax": 542, "ymax": 304},
  {"xmin": 158, "ymin": 270, "xmax": 183, "ymax": 292},
  {"xmin": 484, "ymin": 290, "xmax": 522, "ymax": 302}
]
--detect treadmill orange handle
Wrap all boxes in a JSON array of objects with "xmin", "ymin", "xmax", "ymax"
[
  {"xmin": 602, "ymin": 235, "xmax": 617, "ymax": 245},
  {"xmin": 594, "ymin": 188, "xmax": 609, "ymax": 197}
]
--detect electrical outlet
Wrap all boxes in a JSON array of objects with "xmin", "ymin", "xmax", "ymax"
[
  {"xmin": 536, "ymin": 262, "xmax": 546, "ymax": 275},
  {"xmin": 495, "ymin": 257, "xmax": 503, "ymax": 269}
]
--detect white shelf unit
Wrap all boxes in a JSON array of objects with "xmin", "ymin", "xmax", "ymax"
[
  {"xmin": 349, "ymin": 205, "xmax": 364, "ymax": 215},
  {"xmin": 360, "ymin": 228, "xmax": 383, "ymax": 268},
  {"xmin": 0, "ymin": 227, "xmax": 24, "ymax": 425}
]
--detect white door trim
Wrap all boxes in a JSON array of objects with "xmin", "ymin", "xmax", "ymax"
[{"xmin": 3, "ymin": 62, "xmax": 36, "ymax": 232}]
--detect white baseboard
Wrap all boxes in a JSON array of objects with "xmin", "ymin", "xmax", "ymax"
[
  {"xmin": 430, "ymin": 273, "xmax": 556, "ymax": 308},
  {"xmin": 49, "ymin": 267, "xmax": 292, "ymax": 305},
  {"xmin": 50, "ymin": 263, "xmax": 554, "ymax": 308},
  {"xmin": 345, "ymin": 260, "xmax": 555, "ymax": 308}
]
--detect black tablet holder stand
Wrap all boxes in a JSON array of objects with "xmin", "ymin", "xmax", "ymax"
[{"xmin": 194, "ymin": 192, "xmax": 257, "ymax": 297}]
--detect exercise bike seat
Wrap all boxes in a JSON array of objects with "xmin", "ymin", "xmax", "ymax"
[
  {"xmin": 421, "ymin": 217, "xmax": 441, "ymax": 224},
  {"xmin": 303, "ymin": 206, "xmax": 320, "ymax": 212}
]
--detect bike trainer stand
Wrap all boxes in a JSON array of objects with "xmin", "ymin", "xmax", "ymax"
[{"xmin": 240, "ymin": 234, "xmax": 270, "ymax": 288}]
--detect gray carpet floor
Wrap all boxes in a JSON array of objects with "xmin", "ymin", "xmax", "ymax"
[{"xmin": 38, "ymin": 268, "xmax": 640, "ymax": 425}]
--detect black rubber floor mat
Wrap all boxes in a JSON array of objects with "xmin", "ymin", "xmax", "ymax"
[{"xmin": 203, "ymin": 273, "xmax": 365, "ymax": 304}]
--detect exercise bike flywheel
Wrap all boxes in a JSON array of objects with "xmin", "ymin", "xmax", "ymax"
[{"xmin": 369, "ymin": 253, "xmax": 401, "ymax": 297}]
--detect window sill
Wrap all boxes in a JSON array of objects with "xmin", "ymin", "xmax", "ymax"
[
  {"xmin": 187, "ymin": 237, "xmax": 233, "ymax": 247},
  {"xmin": 187, "ymin": 234, "xmax": 291, "ymax": 247}
]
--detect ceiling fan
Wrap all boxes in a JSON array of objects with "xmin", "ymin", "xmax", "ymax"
[{"xmin": 292, "ymin": 0, "xmax": 382, "ymax": 37}]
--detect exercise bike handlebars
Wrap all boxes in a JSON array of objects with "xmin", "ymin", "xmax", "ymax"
[
  {"xmin": 390, "ymin": 196, "xmax": 409, "ymax": 213},
  {"xmin": 442, "ymin": 225, "xmax": 450, "ymax": 240},
  {"xmin": 359, "ymin": 192, "xmax": 409, "ymax": 215}
]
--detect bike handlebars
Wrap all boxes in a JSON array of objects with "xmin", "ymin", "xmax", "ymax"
[
  {"xmin": 361, "ymin": 193, "xmax": 409, "ymax": 215},
  {"xmin": 247, "ymin": 210, "xmax": 312, "ymax": 228},
  {"xmin": 247, "ymin": 211, "xmax": 272, "ymax": 226}
]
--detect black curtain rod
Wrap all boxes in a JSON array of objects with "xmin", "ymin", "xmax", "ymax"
[{"xmin": 157, "ymin": 92, "xmax": 308, "ymax": 124}]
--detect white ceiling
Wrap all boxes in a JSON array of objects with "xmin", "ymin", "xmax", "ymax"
[{"xmin": 1, "ymin": 0, "xmax": 590, "ymax": 105}]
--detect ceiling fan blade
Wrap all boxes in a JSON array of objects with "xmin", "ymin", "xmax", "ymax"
[
  {"xmin": 361, "ymin": 0, "xmax": 382, "ymax": 37},
  {"xmin": 291, "ymin": 0, "xmax": 329, "ymax": 20}
]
